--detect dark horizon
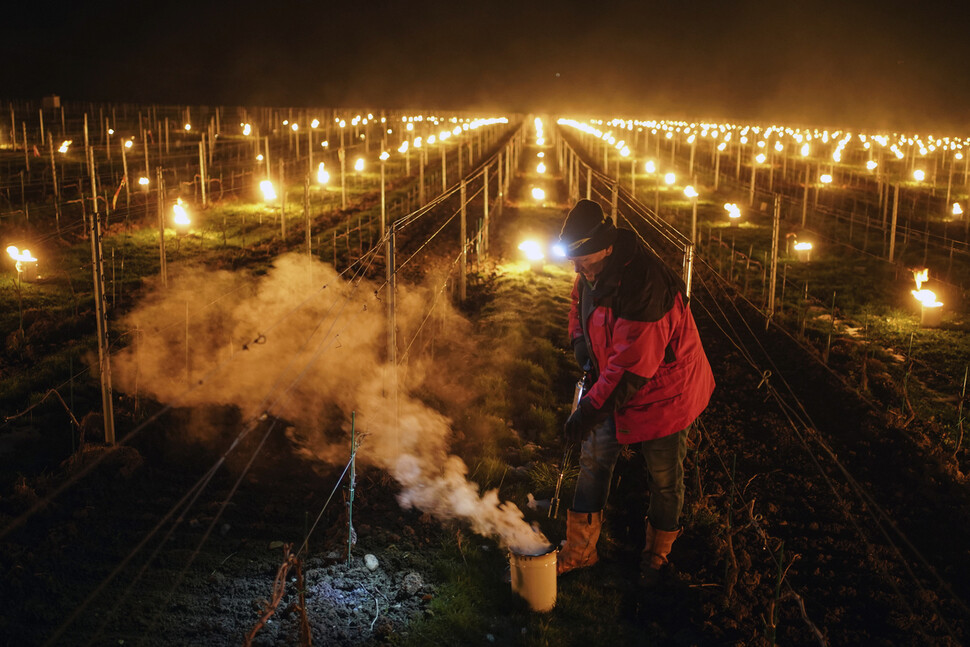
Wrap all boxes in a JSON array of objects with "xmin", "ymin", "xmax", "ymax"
[{"xmin": 5, "ymin": 0, "xmax": 969, "ymax": 133}]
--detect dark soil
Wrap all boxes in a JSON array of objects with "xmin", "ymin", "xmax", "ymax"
[{"xmin": 1, "ymin": 130, "xmax": 969, "ymax": 647}]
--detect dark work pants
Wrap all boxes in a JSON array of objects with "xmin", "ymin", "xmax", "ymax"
[{"xmin": 572, "ymin": 418, "xmax": 688, "ymax": 532}]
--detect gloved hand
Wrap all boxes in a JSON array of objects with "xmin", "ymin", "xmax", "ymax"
[
  {"xmin": 572, "ymin": 337, "xmax": 592, "ymax": 372},
  {"xmin": 564, "ymin": 398, "xmax": 597, "ymax": 445}
]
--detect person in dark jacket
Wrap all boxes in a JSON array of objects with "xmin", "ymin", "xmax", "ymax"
[{"xmin": 556, "ymin": 199, "xmax": 715, "ymax": 584}]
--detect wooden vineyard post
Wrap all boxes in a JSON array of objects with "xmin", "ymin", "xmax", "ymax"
[
  {"xmin": 385, "ymin": 223, "xmax": 396, "ymax": 366},
  {"xmin": 380, "ymin": 152, "xmax": 388, "ymax": 238},
  {"xmin": 88, "ymin": 146, "xmax": 116, "ymax": 445},
  {"xmin": 48, "ymin": 133, "xmax": 61, "ymax": 232},
  {"xmin": 496, "ymin": 151, "xmax": 503, "ymax": 217},
  {"xmin": 419, "ymin": 147, "xmax": 425, "ymax": 206},
  {"xmin": 121, "ymin": 138, "xmax": 131, "ymax": 211},
  {"xmin": 749, "ymin": 151, "xmax": 757, "ymax": 206},
  {"xmin": 199, "ymin": 140, "xmax": 207, "ymax": 208},
  {"xmin": 157, "ymin": 168, "xmax": 168, "ymax": 287},
  {"xmin": 714, "ymin": 145, "xmax": 722, "ymax": 191},
  {"xmin": 304, "ymin": 173, "xmax": 311, "ymax": 257},
  {"xmin": 483, "ymin": 164, "xmax": 489, "ymax": 258},
  {"xmin": 889, "ymin": 183, "xmax": 900, "ymax": 262},
  {"xmin": 441, "ymin": 143, "xmax": 447, "ymax": 192},
  {"xmin": 801, "ymin": 166, "xmax": 809, "ymax": 227},
  {"xmin": 264, "ymin": 136, "xmax": 271, "ymax": 179},
  {"xmin": 279, "ymin": 160, "xmax": 286, "ymax": 240},
  {"xmin": 339, "ymin": 147, "xmax": 347, "ymax": 210},
  {"xmin": 22, "ymin": 122, "xmax": 30, "ymax": 174},
  {"xmin": 767, "ymin": 195, "xmax": 781, "ymax": 328},
  {"xmin": 460, "ymin": 179, "xmax": 467, "ymax": 303}
]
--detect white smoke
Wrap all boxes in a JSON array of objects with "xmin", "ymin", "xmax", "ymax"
[{"xmin": 112, "ymin": 252, "xmax": 550, "ymax": 554}]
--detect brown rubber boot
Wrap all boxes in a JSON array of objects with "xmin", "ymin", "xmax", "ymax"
[
  {"xmin": 641, "ymin": 520, "xmax": 679, "ymax": 586},
  {"xmin": 557, "ymin": 510, "xmax": 603, "ymax": 576}
]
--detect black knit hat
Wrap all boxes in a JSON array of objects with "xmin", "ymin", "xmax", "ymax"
[{"xmin": 559, "ymin": 199, "xmax": 618, "ymax": 257}]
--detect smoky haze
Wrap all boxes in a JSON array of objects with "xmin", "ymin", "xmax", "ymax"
[
  {"xmin": 111, "ymin": 253, "xmax": 550, "ymax": 555},
  {"xmin": 4, "ymin": 0, "xmax": 968, "ymax": 132}
]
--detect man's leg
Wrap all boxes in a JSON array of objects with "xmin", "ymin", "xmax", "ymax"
[
  {"xmin": 642, "ymin": 427, "xmax": 688, "ymax": 531},
  {"xmin": 572, "ymin": 418, "xmax": 622, "ymax": 512},
  {"xmin": 558, "ymin": 419, "xmax": 620, "ymax": 576},
  {"xmin": 640, "ymin": 427, "xmax": 689, "ymax": 581}
]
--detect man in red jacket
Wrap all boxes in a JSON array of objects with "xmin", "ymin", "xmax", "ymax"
[{"xmin": 556, "ymin": 199, "xmax": 715, "ymax": 584}]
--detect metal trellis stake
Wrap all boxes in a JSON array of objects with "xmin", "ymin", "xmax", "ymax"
[{"xmin": 348, "ymin": 411, "xmax": 357, "ymax": 563}]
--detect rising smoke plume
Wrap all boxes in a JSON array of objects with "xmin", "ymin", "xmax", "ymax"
[{"xmin": 112, "ymin": 252, "xmax": 550, "ymax": 554}]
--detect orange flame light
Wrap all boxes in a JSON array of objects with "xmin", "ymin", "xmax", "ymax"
[
  {"xmin": 173, "ymin": 198, "xmax": 190, "ymax": 227},
  {"xmin": 6, "ymin": 245, "xmax": 37, "ymax": 273}
]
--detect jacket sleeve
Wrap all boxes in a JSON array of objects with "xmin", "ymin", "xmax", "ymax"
[
  {"xmin": 585, "ymin": 294, "xmax": 683, "ymax": 412},
  {"xmin": 567, "ymin": 276, "xmax": 583, "ymax": 345}
]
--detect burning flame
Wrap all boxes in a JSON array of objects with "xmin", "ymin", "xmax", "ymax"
[
  {"xmin": 664, "ymin": 172, "xmax": 676, "ymax": 185},
  {"xmin": 518, "ymin": 240, "xmax": 544, "ymax": 262},
  {"xmin": 138, "ymin": 177, "xmax": 150, "ymax": 186},
  {"xmin": 684, "ymin": 185, "xmax": 698, "ymax": 199},
  {"xmin": 793, "ymin": 241, "xmax": 813, "ymax": 251},
  {"xmin": 58, "ymin": 140, "xmax": 71, "ymax": 154},
  {"xmin": 173, "ymin": 198, "xmax": 190, "ymax": 227},
  {"xmin": 536, "ymin": 162, "xmax": 546, "ymax": 174},
  {"xmin": 531, "ymin": 187, "xmax": 545, "ymax": 201},
  {"xmin": 242, "ymin": 123, "xmax": 252, "ymax": 136},
  {"xmin": 913, "ymin": 268, "xmax": 928, "ymax": 290},
  {"xmin": 317, "ymin": 163, "xmax": 330, "ymax": 184},
  {"xmin": 724, "ymin": 203, "xmax": 741, "ymax": 218},
  {"xmin": 260, "ymin": 180, "xmax": 277, "ymax": 201},
  {"xmin": 912, "ymin": 289, "xmax": 942, "ymax": 307},
  {"xmin": 6, "ymin": 245, "xmax": 37, "ymax": 267},
  {"xmin": 354, "ymin": 158, "xmax": 365, "ymax": 172}
]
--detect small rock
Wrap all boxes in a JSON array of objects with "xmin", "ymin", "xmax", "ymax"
[
  {"xmin": 364, "ymin": 554, "xmax": 379, "ymax": 571},
  {"xmin": 486, "ymin": 634, "xmax": 495, "ymax": 643},
  {"xmin": 402, "ymin": 572, "xmax": 423, "ymax": 595}
]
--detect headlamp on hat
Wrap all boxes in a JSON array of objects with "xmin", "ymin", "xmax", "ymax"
[{"xmin": 559, "ymin": 199, "xmax": 618, "ymax": 257}]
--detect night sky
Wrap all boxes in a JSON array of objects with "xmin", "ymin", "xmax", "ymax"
[{"xmin": 4, "ymin": 0, "xmax": 970, "ymax": 131}]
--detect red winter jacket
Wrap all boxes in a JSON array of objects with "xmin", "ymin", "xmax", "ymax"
[{"xmin": 568, "ymin": 229, "xmax": 715, "ymax": 443}]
